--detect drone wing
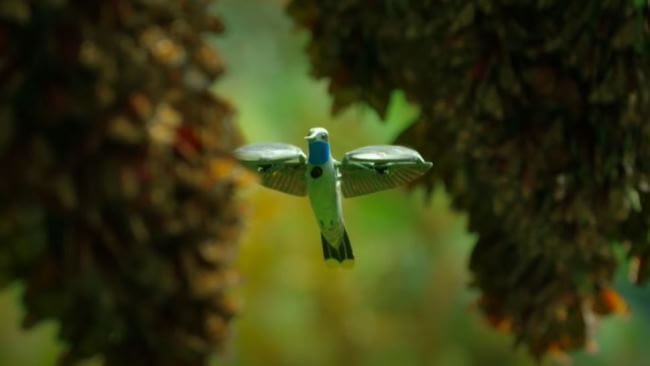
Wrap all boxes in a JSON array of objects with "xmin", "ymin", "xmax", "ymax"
[
  {"xmin": 337, "ymin": 145, "xmax": 432, "ymax": 198},
  {"xmin": 233, "ymin": 143, "xmax": 308, "ymax": 196}
]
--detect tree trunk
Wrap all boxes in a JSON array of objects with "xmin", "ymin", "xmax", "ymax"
[
  {"xmin": 0, "ymin": 1, "xmax": 243, "ymax": 365},
  {"xmin": 288, "ymin": 0, "xmax": 650, "ymax": 358}
]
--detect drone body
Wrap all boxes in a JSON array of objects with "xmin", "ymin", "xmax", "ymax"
[{"xmin": 234, "ymin": 127, "xmax": 432, "ymax": 267}]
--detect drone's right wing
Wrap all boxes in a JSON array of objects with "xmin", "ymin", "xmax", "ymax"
[{"xmin": 233, "ymin": 143, "xmax": 308, "ymax": 196}]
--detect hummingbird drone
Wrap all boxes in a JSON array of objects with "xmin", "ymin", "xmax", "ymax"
[{"xmin": 234, "ymin": 128, "xmax": 432, "ymax": 267}]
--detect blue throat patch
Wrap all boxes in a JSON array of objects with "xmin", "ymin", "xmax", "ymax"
[{"xmin": 308, "ymin": 141, "xmax": 330, "ymax": 165}]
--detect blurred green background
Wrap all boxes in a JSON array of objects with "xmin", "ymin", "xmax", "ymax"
[{"xmin": 1, "ymin": 1, "xmax": 649, "ymax": 365}]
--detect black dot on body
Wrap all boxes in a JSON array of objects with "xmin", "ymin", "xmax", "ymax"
[{"xmin": 310, "ymin": 166, "xmax": 323, "ymax": 178}]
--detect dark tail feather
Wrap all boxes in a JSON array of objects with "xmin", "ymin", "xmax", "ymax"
[{"xmin": 321, "ymin": 229, "xmax": 354, "ymax": 268}]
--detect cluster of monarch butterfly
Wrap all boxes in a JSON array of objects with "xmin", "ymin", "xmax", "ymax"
[
  {"xmin": 0, "ymin": 1, "xmax": 243, "ymax": 365},
  {"xmin": 289, "ymin": 0, "xmax": 650, "ymax": 358}
]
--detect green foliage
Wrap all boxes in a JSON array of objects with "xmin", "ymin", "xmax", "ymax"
[
  {"xmin": 0, "ymin": 0, "xmax": 242, "ymax": 365},
  {"xmin": 288, "ymin": 0, "xmax": 650, "ymax": 358}
]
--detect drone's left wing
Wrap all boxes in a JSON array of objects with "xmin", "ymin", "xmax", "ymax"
[
  {"xmin": 338, "ymin": 145, "xmax": 432, "ymax": 198},
  {"xmin": 234, "ymin": 143, "xmax": 307, "ymax": 196}
]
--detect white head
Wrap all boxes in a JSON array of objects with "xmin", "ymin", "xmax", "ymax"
[{"xmin": 305, "ymin": 127, "xmax": 329, "ymax": 142}]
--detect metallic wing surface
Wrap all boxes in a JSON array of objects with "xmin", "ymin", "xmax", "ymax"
[
  {"xmin": 338, "ymin": 145, "xmax": 432, "ymax": 198},
  {"xmin": 233, "ymin": 143, "xmax": 307, "ymax": 196}
]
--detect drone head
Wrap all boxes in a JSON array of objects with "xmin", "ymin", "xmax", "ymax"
[{"xmin": 305, "ymin": 127, "xmax": 329, "ymax": 142}]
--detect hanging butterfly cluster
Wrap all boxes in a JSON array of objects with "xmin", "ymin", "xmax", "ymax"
[
  {"xmin": 288, "ymin": 0, "xmax": 650, "ymax": 358},
  {"xmin": 0, "ymin": 1, "xmax": 244, "ymax": 365}
]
